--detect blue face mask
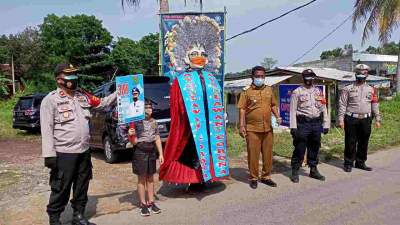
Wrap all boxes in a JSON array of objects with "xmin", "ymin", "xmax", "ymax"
[{"xmin": 253, "ymin": 78, "xmax": 265, "ymax": 87}]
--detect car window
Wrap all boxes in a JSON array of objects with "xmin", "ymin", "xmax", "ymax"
[
  {"xmin": 33, "ymin": 98, "xmax": 43, "ymax": 107},
  {"xmin": 144, "ymin": 81, "xmax": 170, "ymax": 110},
  {"xmin": 18, "ymin": 98, "xmax": 34, "ymax": 110}
]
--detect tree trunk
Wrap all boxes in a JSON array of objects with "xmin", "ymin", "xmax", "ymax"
[
  {"xmin": 397, "ymin": 40, "xmax": 400, "ymax": 94},
  {"xmin": 160, "ymin": 0, "xmax": 169, "ymax": 13}
]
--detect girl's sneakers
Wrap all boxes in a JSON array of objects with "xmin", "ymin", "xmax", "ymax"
[
  {"xmin": 140, "ymin": 205, "xmax": 150, "ymax": 217},
  {"xmin": 140, "ymin": 202, "xmax": 161, "ymax": 216},
  {"xmin": 149, "ymin": 202, "xmax": 161, "ymax": 214}
]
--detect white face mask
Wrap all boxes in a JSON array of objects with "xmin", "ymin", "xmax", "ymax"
[{"xmin": 253, "ymin": 78, "xmax": 265, "ymax": 87}]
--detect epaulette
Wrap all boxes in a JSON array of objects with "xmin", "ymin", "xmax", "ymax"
[
  {"xmin": 49, "ymin": 90, "xmax": 57, "ymax": 95},
  {"xmin": 243, "ymin": 85, "xmax": 250, "ymax": 91}
]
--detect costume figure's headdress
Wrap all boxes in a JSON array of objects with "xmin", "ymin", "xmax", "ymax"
[{"xmin": 165, "ymin": 15, "xmax": 222, "ymax": 72}]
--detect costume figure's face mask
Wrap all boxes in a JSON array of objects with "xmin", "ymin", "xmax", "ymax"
[{"xmin": 184, "ymin": 43, "xmax": 209, "ymax": 69}]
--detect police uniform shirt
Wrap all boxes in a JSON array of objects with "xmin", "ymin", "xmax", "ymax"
[
  {"xmin": 289, "ymin": 86, "xmax": 330, "ymax": 129},
  {"xmin": 126, "ymin": 100, "xmax": 144, "ymax": 118},
  {"xmin": 134, "ymin": 119, "xmax": 160, "ymax": 143},
  {"xmin": 237, "ymin": 84, "xmax": 278, "ymax": 132},
  {"xmin": 40, "ymin": 88, "xmax": 117, "ymax": 157},
  {"xmin": 338, "ymin": 83, "xmax": 381, "ymax": 123}
]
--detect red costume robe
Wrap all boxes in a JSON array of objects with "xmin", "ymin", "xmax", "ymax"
[{"xmin": 159, "ymin": 78, "xmax": 219, "ymax": 184}]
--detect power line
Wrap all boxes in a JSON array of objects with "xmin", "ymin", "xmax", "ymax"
[
  {"xmin": 226, "ymin": 0, "xmax": 319, "ymax": 41},
  {"xmin": 289, "ymin": 11, "xmax": 354, "ymax": 66}
]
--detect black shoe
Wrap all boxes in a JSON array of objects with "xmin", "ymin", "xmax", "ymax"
[
  {"xmin": 291, "ymin": 169, "xmax": 299, "ymax": 183},
  {"xmin": 149, "ymin": 202, "xmax": 161, "ymax": 214},
  {"xmin": 309, "ymin": 167, "xmax": 325, "ymax": 181},
  {"xmin": 249, "ymin": 180, "xmax": 258, "ymax": 189},
  {"xmin": 140, "ymin": 205, "xmax": 151, "ymax": 217},
  {"xmin": 260, "ymin": 179, "xmax": 277, "ymax": 187},
  {"xmin": 49, "ymin": 214, "xmax": 61, "ymax": 225},
  {"xmin": 344, "ymin": 165, "xmax": 352, "ymax": 172},
  {"xmin": 72, "ymin": 212, "xmax": 90, "ymax": 225},
  {"xmin": 355, "ymin": 162, "xmax": 372, "ymax": 171}
]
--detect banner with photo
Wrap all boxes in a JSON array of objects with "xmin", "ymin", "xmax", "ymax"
[
  {"xmin": 160, "ymin": 12, "xmax": 226, "ymax": 89},
  {"xmin": 116, "ymin": 74, "xmax": 145, "ymax": 124}
]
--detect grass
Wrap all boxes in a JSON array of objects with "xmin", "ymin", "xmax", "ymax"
[
  {"xmin": 0, "ymin": 168, "xmax": 21, "ymax": 191},
  {"xmin": 227, "ymin": 96, "xmax": 400, "ymax": 159}
]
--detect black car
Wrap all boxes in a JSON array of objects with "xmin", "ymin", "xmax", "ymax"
[
  {"xmin": 89, "ymin": 76, "xmax": 171, "ymax": 163},
  {"xmin": 13, "ymin": 93, "xmax": 47, "ymax": 132}
]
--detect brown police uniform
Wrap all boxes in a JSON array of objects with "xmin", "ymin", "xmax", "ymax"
[{"xmin": 237, "ymin": 84, "xmax": 278, "ymax": 181}]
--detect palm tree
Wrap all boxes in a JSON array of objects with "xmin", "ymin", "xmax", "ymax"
[
  {"xmin": 352, "ymin": 0, "xmax": 400, "ymax": 93},
  {"xmin": 121, "ymin": 0, "xmax": 204, "ymax": 13}
]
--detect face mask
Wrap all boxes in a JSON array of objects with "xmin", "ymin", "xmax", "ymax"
[
  {"xmin": 60, "ymin": 75, "xmax": 78, "ymax": 90},
  {"xmin": 303, "ymin": 77, "xmax": 314, "ymax": 86},
  {"xmin": 253, "ymin": 78, "xmax": 265, "ymax": 87},
  {"xmin": 355, "ymin": 74, "xmax": 367, "ymax": 81},
  {"xmin": 190, "ymin": 56, "xmax": 207, "ymax": 68}
]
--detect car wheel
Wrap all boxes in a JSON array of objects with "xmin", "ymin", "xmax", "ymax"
[{"xmin": 103, "ymin": 136, "xmax": 117, "ymax": 163}]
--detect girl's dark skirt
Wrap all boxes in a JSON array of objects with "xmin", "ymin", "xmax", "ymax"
[{"xmin": 132, "ymin": 141, "xmax": 157, "ymax": 176}]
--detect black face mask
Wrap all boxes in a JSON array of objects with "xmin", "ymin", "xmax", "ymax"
[
  {"xmin": 60, "ymin": 75, "xmax": 78, "ymax": 90},
  {"xmin": 303, "ymin": 77, "xmax": 314, "ymax": 86},
  {"xmin": 355, "ymin": 74, "xmax": 367, "ymax": 82}
]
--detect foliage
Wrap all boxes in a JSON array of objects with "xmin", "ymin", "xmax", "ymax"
[
  {"xmin": 364, "ymin": 41, "xmax": 400, "ymax": 55},
  {"xmin": 225, "ymin": 68, "xmax": 252, "ymax": 79},
  {"xmin": 260, "ymin": 57, "xmax": 277, "ymax": 70},
  {"xmin": 352, "ymin": 0, "xmax": 400, "ymax": 44},
  {"xmin": 0, "ymin": 73, "xmax": 11, "ymax": 97},
  {"xmin": 110, "ymin": 33, "xmax": 159, "ymax": 76}
]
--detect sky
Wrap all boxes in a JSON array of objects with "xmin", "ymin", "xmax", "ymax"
[{"xmin": 1, "ymin": 0, "xmax": 399, "ymax": 72}]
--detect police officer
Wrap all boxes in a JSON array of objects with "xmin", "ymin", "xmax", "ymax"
[
  {"xmin": 126, "ymin": 87, "xmax": 144, "ymax": 118},
  {"xmin": 338, "ymin": 64, "xmax": 381, "ymax": 172},
  {"xmin": 41, "ymin": 63, "xmax": 117, "ymax": 225},
  {"xmin": 238, "ymin": 66, "xmax": 281, "ymax": 189},
  {"xmin": 289, "ymin": 69, "xmax": 330, "ymax": 183}
]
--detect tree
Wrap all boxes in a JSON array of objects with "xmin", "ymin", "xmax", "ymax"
[
  {"xmin": 0, "ymin": 35, "xmax": 10, "ymax": 64},
  {"xmin": 364, "ymin": 42, "xmax": 400, "ymax": 55},
  {"xmin": 261, "ymin": 57, "xmax": 277, "ymax": 70},
  {"xmin": 352, "ymin": 0, "xmax": 400, "ymax": 93},
  {"xmin": 110, "ymin": 33, "xmax": 159, "ymax": 75},
  {"xmin": 320, "ymin": 48, "xmax": 344, "ymax": 60},
  {"xmin": 40, "ymin": 14, "xmax": 114, "ymax": 88}
]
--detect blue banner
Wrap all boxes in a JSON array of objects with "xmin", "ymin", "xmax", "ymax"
[
  {"xmin": 279, "ymin": 84, "xmax": 325, "ymax": 127},
  {"xmin": 160, "ymin": 12, "xmax": 226, "ymax": 89},
  {"xmin": 116, "ymin": 74, "xmax": 145, "ymax": 124},
  {"xmin": 177, "ymin": 71, "xmax": 229, "ymax": 181}
]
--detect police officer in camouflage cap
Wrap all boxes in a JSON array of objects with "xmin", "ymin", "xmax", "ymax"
[
  {"xmin": 338, "ymin": 64, "xmax": 381, "ymax": 173},
  {"xmin": 41, "ymin": 63, "xmax": 117, "ymax": 225}
]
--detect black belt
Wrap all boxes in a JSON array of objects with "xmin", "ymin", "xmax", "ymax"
[{"xmin": 297, "ymin": 115, "xmax": 321, "ymax": 123}]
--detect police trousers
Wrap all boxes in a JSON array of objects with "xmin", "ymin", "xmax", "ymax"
[
  {"xmin": 246, "ymin": 131, "xmax": 273, "ymax": 181},
  {"xmin": 291, "ymin": 119, "xmax": 322, "ymax": 168},
  {"xmin": 344, "ymin": 115, "xmax": 372, "ymax": 166},
  {"xmin": 47, "ymin": 151, "xmax": 92, "ymax": 216}
]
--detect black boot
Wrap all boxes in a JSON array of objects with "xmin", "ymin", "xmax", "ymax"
[
  {"xmin": 49, "ymin": 214, "xmax": 61, "ymax": 225},
  {"xmin": 291, "ymin": 168, "xmax": 299, "ymax": 183},
  {"xmin": 355, "ymin": 162, "xmax": 372, "ymax": 171},
  {"xmin": 309, "ymin": 166, "xmax": 325, "ymax": 181},
  {"xmin": 72, "ymin": 211, "xmax": 90, "ymax": 225}
]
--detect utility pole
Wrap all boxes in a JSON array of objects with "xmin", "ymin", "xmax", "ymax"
[
  {"xmin": 11, "ymin": 54, "xmax": 15, "ymax": 95},
  {"xmin": 396, "ymin": 40, "xmax": 400, "ymax": 94}
]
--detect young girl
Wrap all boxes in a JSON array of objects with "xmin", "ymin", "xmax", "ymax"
[{"xmin": 128, "ymin": 100, "xmax": 164, "ymax": 216}]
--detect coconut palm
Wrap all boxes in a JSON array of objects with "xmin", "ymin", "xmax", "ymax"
[
  {"xmin": 121, "ymin": 0, "xmax": 204, "ymax": 12},
  {"xmin": 352, "ymin": 0, "xmax": 400, "ymax": 93}
]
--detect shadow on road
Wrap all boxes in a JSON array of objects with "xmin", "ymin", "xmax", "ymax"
[{"xmin": 157, "ymin": 181, "xmax": 226, "ymax": 201}]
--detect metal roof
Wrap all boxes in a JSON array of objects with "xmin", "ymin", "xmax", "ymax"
[
  {"xmin": 224, "ymin": 75, "xmax": 293, "ymax": 92},
  {"xmin": 274, "ymin": 67, "xmax": 390, "ymax": 82},
  {"xmin": 353, "ymin": 53, "xmax": 398, "ymax": 62}
]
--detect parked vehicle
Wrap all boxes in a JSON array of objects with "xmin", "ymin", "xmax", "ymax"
[
  {"xmin": 89, "ymin": 76, "xmax": 171, "ymax": 163},
  {"xmin": 12, "ymin": 93, "xmax": 47, "ymax": 132}
]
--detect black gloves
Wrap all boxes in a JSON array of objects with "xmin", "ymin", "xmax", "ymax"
[
  {"xmin": 323, "ymin": 128, "xmax": 329, "ymax": 135},
  {"xmin": 44, "ymin": 157, "xmax": 57, "ymax": 170},
  {"xmin": 290, "ymin": 128, "xmax": 297, "ymax": 137}
]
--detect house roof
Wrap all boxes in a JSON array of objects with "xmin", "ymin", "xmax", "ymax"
[{"xmin": 224, "ymin": 75, "xmax": 293, "ymax": 93}]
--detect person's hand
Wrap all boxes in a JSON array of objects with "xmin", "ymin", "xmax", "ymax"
[
  {"xmin": 339, "ymin": 121, "xmax": 345, "ymax": 129},
  {"xmin": 239, "ymin": 126, "xmax": 247, "ymax": 138},
  {"xmin": 290, "ymin": 128, "xmax": 297, "ymax": 138},
  {"xmin": 128, "ymin": 128, "xmax": 136, "ymax": 136},
  {"xmin": 158, "ymin": 155, "xmax": 164, "ymax": 165},
  {"xmin": 44, "ymin": 157, "xmax": 57, "ymax": 170},
  {"xmin": 375, "ymin": 121, "xmax": 381, "ymax": 129},
  {"xmin": 323, "ymin": 128, "xmax": 329, "ymax": 135},
  {"xmin": 276, "ymin": 117, "xmax": 282, "ymax": 125}
]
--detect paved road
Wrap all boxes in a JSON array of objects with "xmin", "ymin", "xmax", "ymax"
[{"xmin": 92, "ymin": 148, "xmax": 400, "ymax": 225}]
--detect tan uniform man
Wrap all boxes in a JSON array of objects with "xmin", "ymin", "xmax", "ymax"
[
  {"xmin": 289, "ymin": 69, "xmax": 330, "ymax": 183},
  {"xmin": 238, "ymin": 66, "xmax": 281, "ymax": 189},
  {"xmin": 338, "ymin": 64, "xmax": 381, "ymax": 172}
]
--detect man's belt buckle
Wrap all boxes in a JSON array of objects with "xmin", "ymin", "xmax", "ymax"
[{"xmin": 358, "ymin": 114, "xmax": 364, "ymax": 119}]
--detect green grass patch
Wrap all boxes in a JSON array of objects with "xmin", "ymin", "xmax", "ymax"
[
  {"xmin": 0, "ymin": 169, "xmax": 21, "ymax": 191},
  {"xmin": 227, "ymin": 96, "xmax": 400, "ymax": 159}
]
